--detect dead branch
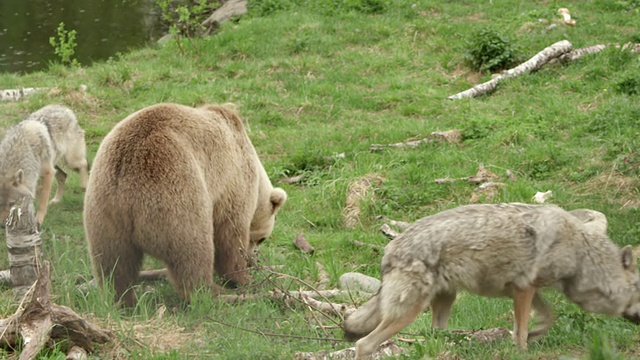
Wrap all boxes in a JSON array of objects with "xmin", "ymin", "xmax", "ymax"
[
  {"xmin": 65, "ymin": 346, "xmax": 88, "ymax": 360},
  {"xmin": 451, "ymin": 327, "xmax": 511, "ymax": 342},
  {"xmin": 139, "ymin": 268, "xmax": 169, "ymax": 281},
  {"xmin": 294, "ymin": 234, "xmax": 315, "ymax": 254},
  {"xmin": 343, "ymin": 174, "xmax": 384, "ymax": 229},
  {"xmin": 0, "ymin": 262, "xmax": 112, "ymax": 357},
  {"xmin": 349, "ymin": 239, "xmax": 383, "ymax": 251},
  {"xmin": 370, "ymin": 129, "xmax": 461, "ymax": 150},
  {"xmin": 208, "ymin": 317, "xmax": 343, "ymax": 342},
  {"xmin": 294, "ymin": 340, "xmax": 405, "ymax": 360},
  {"xmin": 375, "ymin": 216, "xmax": 411, "ymax": 231},
  {"xmin": 301, "ymin": 294, "xmax": 356, "ymax": 318},
  {"xmin": 448, "ymin": 40, "xmax": 573, "ymax": 100},
  {"xmin": 218, "ymin": 289, "xmax": 365, "ymax": 305},
  {"xmin": 316, "ymin": 262, "xmax": 331, "ymax": 290},
  {"xmin": 557, "ymin": 8, "xmax": 576, "ymax": 26},
  {"xmin": 281, "ymin": 173, "xmax": 306, "ymax": 184},
  {"xmin": 18, "ymin": 263, "xmax": 54, "ymax": 360},
  {"xmin": 370, "ymin": 138, "xmax": 431, "ymax": 150},
  {"xmin": 379, "ymin": 224, "xmax": 399, "ymax": 240},
  {"xmin": 435, "ymin": 163, "xmax": 499, "ymax": 185}
]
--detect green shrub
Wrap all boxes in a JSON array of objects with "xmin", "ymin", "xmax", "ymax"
[{"xmin": 464, "ymin": 28, "xmax": 520, "ymax": 73}]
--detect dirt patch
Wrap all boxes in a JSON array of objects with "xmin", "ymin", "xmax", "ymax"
[{"xmin": 99, "ymin": 306, "xmax": 199, "ymax": 359}]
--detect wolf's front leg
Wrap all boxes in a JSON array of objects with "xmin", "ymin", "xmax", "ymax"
[
  {"xmin": 512, "ymin": 286, "xmax": 536, "ymax": 349},
  {"xmin": 35, "ymin": 165, "xmax": 55, "ymax": 225}
]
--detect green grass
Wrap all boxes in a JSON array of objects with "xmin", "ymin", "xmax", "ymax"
[{"xmin": 1, "ymin": 0, "xmax": 640, "ymax": 358}]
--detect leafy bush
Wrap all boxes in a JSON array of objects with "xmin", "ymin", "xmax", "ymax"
[
  {"xmin": 464, "ymin": 28, "xmax": 520, "ymax": 73},
  {"xmin": 616, "ymin": 76, "xmax": 640, "ymax": 95},
  {"xmin": 49, "ymin": 22, "xmax": 79, "ymax": 66}
]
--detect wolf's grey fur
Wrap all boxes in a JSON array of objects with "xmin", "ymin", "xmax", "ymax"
[
  {"xmin": 0, "ymin": 105, "xmax": 89, "ymax": 225},
  {"xmin": 344, "ymin": 203, "xmax": 640, "ymax": 359}
]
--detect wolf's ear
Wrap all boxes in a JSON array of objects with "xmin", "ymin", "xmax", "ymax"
[
  {"xmin": 270, "ymin": 188, "xmax": 287, "ymax": 214},
  {"xmin": 12, "ymin": 169, "xmax": 24, "ymax": 187},
  {"xmin": 621, "ymin": 245, "xmax": 636, "ymax": 270}
]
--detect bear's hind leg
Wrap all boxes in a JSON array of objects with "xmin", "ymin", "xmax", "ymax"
[
  {"xmin": 92, "ymin": 242, "xmax": 143, "ymax": 308},
  {"xmin": 163, "ymin": 233, "xmax": 215, "ymax": 302}
]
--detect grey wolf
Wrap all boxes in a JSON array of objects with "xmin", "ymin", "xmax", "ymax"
[
  {"xmin": 0, "ymin": 104, "xmax": 89, "ymax": 225},
  {"xmin": 83, "ymin": 103, "xmax": 287, "ymax": 307},
  {"xmin": 343, "ymin": 203, "xmax": 640, "ymax": 359}
]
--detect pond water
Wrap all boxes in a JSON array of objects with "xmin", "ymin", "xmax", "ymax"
[{"xmin": 0, "ymin": 0, "xmax": 164, "ymax": 74}]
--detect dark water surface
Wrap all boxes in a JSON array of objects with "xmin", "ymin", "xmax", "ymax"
[{"xmin": 0, "ymin": 0, "xmax": 163, "ymax": 74}]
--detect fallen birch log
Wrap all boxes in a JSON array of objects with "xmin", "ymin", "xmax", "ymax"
[
  {"xmin": 0, "ymin": 88, "xmax": 47, "ymax": 102},
  {"xmin": 448, "ymin": 40, "xmax": 573, "ymax": 100}
]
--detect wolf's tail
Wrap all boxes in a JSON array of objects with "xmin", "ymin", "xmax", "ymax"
[{"xmin": 343, "ymin": 291, "xmax": 382, "ymax": 341}]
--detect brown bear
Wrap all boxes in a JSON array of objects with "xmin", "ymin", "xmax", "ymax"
[{"xmin": 83, "ymin": 103, "xmax": 287, "ymax": 307}]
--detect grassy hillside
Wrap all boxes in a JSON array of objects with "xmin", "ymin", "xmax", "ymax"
[{"xmin": 1, "ymin": 0, "xmax": 639, "ymax": 358}]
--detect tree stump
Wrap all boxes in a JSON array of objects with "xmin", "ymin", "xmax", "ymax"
[
  {"xmin": 6, "ymin": 195, "xmax": 43, "ymax": 301},
  {"xmin": 1, "ymin": 195, "xmax": 112, "ymax": 359}
]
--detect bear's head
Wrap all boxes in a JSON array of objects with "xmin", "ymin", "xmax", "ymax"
[
  {"xmin": 249, "ymin": 187, "xmax": 287, "ymax": 258},
  {"xmin": 0, "ymin": 169, "xmax": 34, "ymax": 226}
]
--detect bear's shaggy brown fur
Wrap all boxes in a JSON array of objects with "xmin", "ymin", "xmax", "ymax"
[{"xmin": 83, "ymin": 103, "xmax": 287, "ymax": 306}]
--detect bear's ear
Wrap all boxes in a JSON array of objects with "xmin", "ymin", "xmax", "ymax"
[
  {"xmin": 12, "ymin": 169, "xmax": 24, "ymax": 187},
  {"xmin": 270, "ymin": 188, "xmax": 287, "ymax": 214}
]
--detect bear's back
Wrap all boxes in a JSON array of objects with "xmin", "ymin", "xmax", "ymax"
[{"xmin": 93, "ymin": 103, "xmax": 254, "ymax": 187}]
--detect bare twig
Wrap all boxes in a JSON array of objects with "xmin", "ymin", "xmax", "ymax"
[
  {"xmin": 294, "ymin": 340, "xmax": 406, "ymax": 359},
  {"xmin": 348, "ymin": 239, "xmax": 383, "ymax": 251},
  {"xmin": 316, "ymin": 262, "xmax": 331, "ymax": 290},
  {"xmin": 206, "ymin": 317, "xmax": 344, "ymax": 342}
]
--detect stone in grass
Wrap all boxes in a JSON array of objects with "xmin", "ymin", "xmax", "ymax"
[{"xmin": 339, "ymin": 272, "xmax": 381, "ymax": 293}]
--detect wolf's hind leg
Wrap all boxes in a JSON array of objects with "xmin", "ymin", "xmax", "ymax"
[
  {"xmin": 430, "ymin": 291, "xmax": 456, "ymax": 329},
  {"xmin": 528, "ymin": 291, "xmax": 553, "ymax": 338},
  {"xmin": 344, "ymin": 293, "xmax": 381, "ymax": 341},
  {"xmin": 50, "ymin": 166, "xmax": 67, "ymax": 204},
  {"xmin": 355, "ymin": 298, "xmax": 426, "ymax": 360},
  {"xmin": 354, "ymin": 270, "xmax": 431, "ymax": 360}
]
